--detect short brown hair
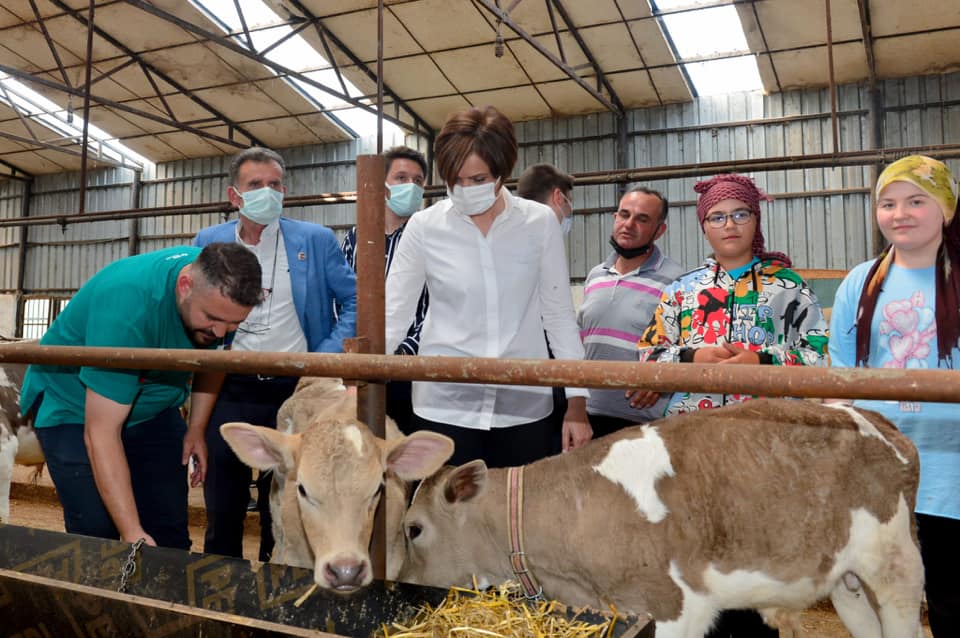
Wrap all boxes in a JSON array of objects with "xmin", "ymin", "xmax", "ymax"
[
  {"xmin": 229, "ymin": 147, "xmax": 285, "ymax": 185},
  {"xmin": 516, "ymin": 163, "xmax": 574, "ymax": 204},
  {"xmin": 384, "ymin": 145, "xmax": 427, "ymax": 177},
  {"xmin": 434, "ymin": 106, "xmax": 517, "ymax": 188}
]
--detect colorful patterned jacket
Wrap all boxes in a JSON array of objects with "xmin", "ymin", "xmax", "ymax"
[{"xmin": 637, "ymin": 257, "xmax": 829, "ymax": 416}]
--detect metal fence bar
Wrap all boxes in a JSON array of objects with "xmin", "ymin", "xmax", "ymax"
[{"xmin": 1, "ymin": 344, "xmax": 958, "ymax": 403}]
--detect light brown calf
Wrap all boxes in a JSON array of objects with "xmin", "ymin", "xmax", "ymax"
[
  {"xmin": 221, "ymin": 377, "xmax": 452, "ymax": 591},
  {"xmin": 398, "ymin": 399, "xmax": 924, "ymax": 638}
]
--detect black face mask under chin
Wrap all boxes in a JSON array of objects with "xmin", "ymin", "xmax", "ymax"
[{"xmin": 609, "ymin": 236, "xmax": 652, "ymax": 259}]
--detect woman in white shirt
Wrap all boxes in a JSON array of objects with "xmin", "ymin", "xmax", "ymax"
[{"xmin": 385, "ymin": 105, "xmax": 591, "ymax": 467}]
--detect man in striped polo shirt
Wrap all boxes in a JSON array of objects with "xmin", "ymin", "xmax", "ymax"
[{"xmin": 577, "ymin": 186, "xmax": 684, "ymax": 438}]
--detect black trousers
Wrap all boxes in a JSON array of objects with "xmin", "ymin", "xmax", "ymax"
[
  {"xmin": 36, "ymin": 408, "xmax": 190, "ymax": 550},
  {"xmin": 587, "ymin": 413, "xmax": 639, "ymax": 440},
  {"xmin": 705, "ymin": 609, "xmax": 777, "ymax": 638},
  {"xmin": 386, "ymin": 380, "xmax": 414, "ymax": 434},
  {"xmin": 203, "ymin": 374, "xmax": 298, "ymax": 561},
  {"xmin": 409, "ymin": 412, "xmax": 556, "ymax": 469},
  {"xmin": 917, "ymin": 513, "xmax": 960, "ymax": 638}
]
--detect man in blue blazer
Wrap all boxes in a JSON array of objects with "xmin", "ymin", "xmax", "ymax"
[{"xmin": 194, "ymin": 146, "xmax": 356, "ymax": 561}]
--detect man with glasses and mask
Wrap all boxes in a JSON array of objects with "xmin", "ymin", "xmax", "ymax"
[
  {"xmin": 340, "ymin": 146, "xmax": 429, "ymax": 434},
  {"xmin": 21, "ymin": 242, "xmax": 262, "ymax": 551},
  {"xmin": 577, "ymin": 186, "xmax": 684, "ymax": 438},
  {"xmin": 194, "ymin": 146, "xmax": 357, "ymax": 561}
]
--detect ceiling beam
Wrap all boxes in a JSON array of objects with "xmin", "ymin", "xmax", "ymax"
[
  {"xmin": 548, "ymin": 0, "xmax": 624, "ymax": 112},
  {"xmin": 748, "ymin": 1, "xmax": 782, "ymax": 93},
  {"xmin": 0, "ymin": 157, "xmax": 33, "ymax": 181},
  {"xmin": 282, "ymin": 0, "xmax": 435, "ymax": 137},
  {"xmin": 472, "ymin": 0, "xmax": 621, "ymax": 114},
  {"xmin": 121, "ymin": 0, "xmax": 422, "ymax": 136},
  {"xmin": 856, "ymin": 0, "xmax": 877, "ymax": 87},
  {"xmin": 27, "ymin": 0, "xmax": 73, "ymax": 89},
  {"xmin": 49, "ymin": 0, "xmax": 265, "ymax": 148},
  {"xmin": 0, "ymin": 62, "xmax": 248, "ymax": 150},
  {"xmin": 0, "ymin": 129, "xmax": 127, "ymax": 168}
]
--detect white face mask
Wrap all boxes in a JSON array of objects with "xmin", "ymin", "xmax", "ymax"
[
  {"xmin": 560, "ymin": 214, "xmax": 573, "ymax": 235},
  {"xmin": 238, "ymin": 186, "xmax": 283, "ymax": 226},
  {"xmin": 448, "ymin": 180, "xmax": 499, "ymax": 216}
]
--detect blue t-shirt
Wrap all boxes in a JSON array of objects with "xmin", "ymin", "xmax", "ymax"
[
  {"xmin": 830, "ymin": 260, "xmax": 960, "ymax": 519},
  {"xmin": 22, "ymin": 247, "xmax": 216, "ymax": 428}
]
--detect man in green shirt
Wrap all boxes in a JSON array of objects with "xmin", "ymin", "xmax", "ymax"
[{"xmin": 21, "ymin": 243, "xmax": 261, "ymax": 550}]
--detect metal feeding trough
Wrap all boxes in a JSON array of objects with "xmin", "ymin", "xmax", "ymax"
[{"xmin": 0, "ymin": 525, "xmax": 652, "ymax": 637}]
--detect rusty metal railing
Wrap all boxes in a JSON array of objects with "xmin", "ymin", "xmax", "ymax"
[{"xmin": 1, "ymin": 343, "xmax": 959, "ymax": 403}]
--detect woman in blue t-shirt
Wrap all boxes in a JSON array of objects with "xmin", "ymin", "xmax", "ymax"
[{"xmin": 829, "ymin": 155, "xmax": 960, "ymax": 637}]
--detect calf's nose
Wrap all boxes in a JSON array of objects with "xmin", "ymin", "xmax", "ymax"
[{"xmin": 324, "ymin": 558, "xmax": 367, "ymax": 590}]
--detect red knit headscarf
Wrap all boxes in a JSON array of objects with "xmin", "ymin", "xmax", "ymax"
[{"xmin": 694, "ymin": 173, "xmax": 792, "ymax": 267}]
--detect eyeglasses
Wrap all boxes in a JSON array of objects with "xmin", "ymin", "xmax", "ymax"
[
  {"xmin": 237, "ymin": 288, "xmax": 273, "ymax": 336},
  {"xmin": 705, "ymin": 209, "xmax": 753, "ymax": 228}
]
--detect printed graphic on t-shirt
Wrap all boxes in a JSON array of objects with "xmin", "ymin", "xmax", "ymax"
[{"xmin": 879, "ymin": 291, "xmax": 936, "ymax": 369}]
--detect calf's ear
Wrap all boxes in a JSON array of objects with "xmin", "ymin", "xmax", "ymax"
[
  {"xmin": 443, "ymin": 460, "xmax": 487, "ymax": 504},
  {"xmin": 220, "ymin": 422, "xmax": 299, "ymax": 474},
  {"xmin": 385, "ymin": 431, "xmax": 455, "ymax": 481}
]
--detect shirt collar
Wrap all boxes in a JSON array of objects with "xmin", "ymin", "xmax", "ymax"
[
  {"xmin": 603, "ymin": 245, "xmax": 664, "ymax": 275},
  {"xmin": 236, "ymin": 218, "xmax": 281, "ymax": 247}
]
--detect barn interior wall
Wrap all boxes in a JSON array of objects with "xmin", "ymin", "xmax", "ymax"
[{"xmin": 4, "ymin": 71, "xmax": 959, "ymax": 299}]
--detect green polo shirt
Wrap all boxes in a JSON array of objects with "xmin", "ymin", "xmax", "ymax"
[{"xmin": 22, "ymin": 246, "xmax": 216, "ymax": 428}]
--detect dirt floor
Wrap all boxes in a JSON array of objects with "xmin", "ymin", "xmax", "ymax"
[{"xmin": 6, "ymin": 466, "xmax": 932, "ymax": 637}]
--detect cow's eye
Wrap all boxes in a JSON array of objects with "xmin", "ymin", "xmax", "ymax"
[
  {"xmin": 297, "ymin": 484, "xmax": 307, "ymax": 499},
  {"xmin": 406, "ymin": 523, "xmax": 422, "ymax": 540}
]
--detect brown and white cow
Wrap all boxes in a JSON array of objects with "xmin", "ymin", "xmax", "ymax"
[
  {"xmin": 0, "ymin": 363, "xmax": 44, "ymax": 524},
  {"xmin": 220, "ymin": 377, "xmax": 453, "ymax": 592},
  {"xmin": 398, "ymin": 399, "xmax": 924, "ymax": 638}
]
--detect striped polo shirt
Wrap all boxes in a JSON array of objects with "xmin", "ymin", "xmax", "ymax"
[{"xmin": 577, "ymin": 246, "xmax": 684, "ymax": 421}]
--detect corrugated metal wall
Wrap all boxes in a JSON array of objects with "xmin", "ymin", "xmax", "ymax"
[
  {"xmin": 5, "ymin": 71, "xmax": 960, "ymax": 296},
  {"xmin": 0, "ymin": 178, "xmax": 25, "ymax": 292}
]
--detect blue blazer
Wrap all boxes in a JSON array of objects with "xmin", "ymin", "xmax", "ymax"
[{"xmin": 195, "ymin": 217, "xmax": 357, "ymax": 353}]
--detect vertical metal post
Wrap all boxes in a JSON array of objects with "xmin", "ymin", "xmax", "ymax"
[
  {"xmin": 128, "ymin": 170, "xmax": 142, "ymax": 256},
  {"xmin": 14, "ymin": 180, "xmax": 32, "ymax": 338},
  {"xmin": 354, "ymin": 154, "xmax": 386, "ymax": 578},
  {"xmin": 615, "ymin": 113, "xmax": 628, "ymax": 197},
  {"xmin": 77, "ymin": 0, "xmax": 95, "ymax": 215},
  {"xmin": 825, "ymin": 0, "xmax": 840, "ymax": 156},
  {"xmin": 376, "ymin": 0, "xmax": 384, "ymax": 154},
  {"xmin": 868, "ymin": 87, "xmax": 885, "ymax": 256}
]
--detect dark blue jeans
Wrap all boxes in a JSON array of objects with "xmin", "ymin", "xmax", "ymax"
[
  {"xmin": 35, "ymin": 408, "xmax": 190, "ymax": 550},
  {"xmin": 203, "ymin": 374, "xmax": 298, "ymax": 561}
]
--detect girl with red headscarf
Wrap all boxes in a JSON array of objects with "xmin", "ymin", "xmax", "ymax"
[{"xmin": 634, "ymin": 173, "xmax": 828, "ymax": 415}]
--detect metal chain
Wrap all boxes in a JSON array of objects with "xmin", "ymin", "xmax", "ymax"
[{"xmin": 117, "ymin": 538, "xmax": 145, "ymax": 593}]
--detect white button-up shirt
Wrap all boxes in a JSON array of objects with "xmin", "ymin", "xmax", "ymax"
[
  {"xmin": 233, "ymin": 221, "xmax": 308, "ymax": 354},
  {"xmin": 386, "ymin": 188, "xmax": 587, "ymax": 430}
]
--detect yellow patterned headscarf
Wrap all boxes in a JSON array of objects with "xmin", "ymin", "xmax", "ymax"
[
  {"xmin": 858, "ymin": 155, "xmax": 960, "ymax": 366},
  {"xmin": 876, "ymin": 155, "xmax": 958, "ymax": 224}
]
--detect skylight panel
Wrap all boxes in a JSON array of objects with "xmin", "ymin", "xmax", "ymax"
[
  {"xmin": 653, "ymin": 0, "xmax": 764, "ymax": 96},
  {"xmin": 0, "ymin": 74, "xmax": 151, "ymax": 169},
  {"xmin": 190, "ymin": 0, "xmax": 403, "ymax": 144}
]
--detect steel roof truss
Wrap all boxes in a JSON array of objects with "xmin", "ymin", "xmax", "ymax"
[{"xmin": 48, "ymin": 0, "xmax": 266, "ymax": 148}]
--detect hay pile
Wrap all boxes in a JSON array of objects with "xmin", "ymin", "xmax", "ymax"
[{"xmin": 379, "ymin": 581, "xmax": 617, "ymax": 638}]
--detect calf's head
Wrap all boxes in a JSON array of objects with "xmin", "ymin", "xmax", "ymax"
[
  {"xmin": 221, "ymin": 418, "xmax": 453, "ymax": 592},
  {"xmin": 398, "ymin": 460, "xmax": 490, "ymax": 588}
]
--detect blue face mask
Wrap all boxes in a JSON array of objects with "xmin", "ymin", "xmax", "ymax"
[
  {"xmin": 238, "ymin": 186, "xmax": 284, "ymax": 225},
  {"xmin": 386, "ymin": 182, "xmax": 424, "ymax": 217}
]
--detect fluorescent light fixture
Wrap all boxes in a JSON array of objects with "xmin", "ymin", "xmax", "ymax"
[
  {"xmin": 191, "ymin": 0, "xmax": 404, "ymax": 144},
  {"xmin": 654, "ymin": 1, "xmax": 764, "ymax": 95}
]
